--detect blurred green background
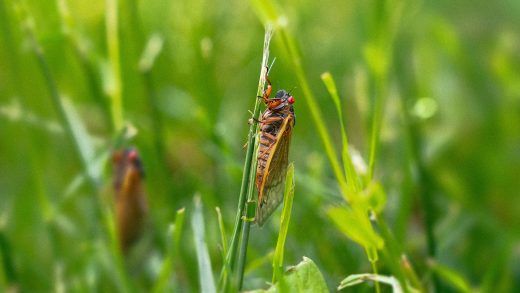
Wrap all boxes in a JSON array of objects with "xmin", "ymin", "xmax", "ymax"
[{"xmin": 1, "ymin": 0, "xmax": 519, "ymax": 291}]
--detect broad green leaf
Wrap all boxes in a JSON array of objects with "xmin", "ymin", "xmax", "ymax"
[{"xmin": 249, "ymin": 257, "xmax": 328, "ymax": 293}]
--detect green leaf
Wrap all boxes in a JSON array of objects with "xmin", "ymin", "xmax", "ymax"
[
  {"xmin": 327, "ymin": 207, "xmax": 384, "ymax": 249},
  {"xmin": 192, "ymin": 195, "xmax": 216, "ymax": 293},
  {"xmin": 251, "ymin": 257, "xmax": 328, "ymax": 293},
  {"xmin": 356, "ymin": 182, "xmax": 387, "ymax": 214}
]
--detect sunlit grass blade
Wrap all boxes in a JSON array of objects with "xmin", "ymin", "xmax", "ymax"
[
  {"xmin": 105, "ymin": 0, "xmax": 124, "ymax": 131},
  {"xmin": 153, "ymin": 208, "xmax": 186, "ymax": 293},
  {"xmin": 321, "ymin": 72, "xmax": 361, "ymax": 194},
  {"xmin": 192, "ymin": 195, "xmax": 216, "ymax": 293},
  {"xmin": 272, "ymin": 163, "xmax": 295, "ymax": 283}
]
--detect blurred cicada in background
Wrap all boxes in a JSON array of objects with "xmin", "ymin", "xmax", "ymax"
[
  {"xmin": 255, "ymin": 69, "xmax": 295, "ymax": 226},
  {"xmin": 112, "ymin": 148, "xmax": 148, "ymax": 253}
]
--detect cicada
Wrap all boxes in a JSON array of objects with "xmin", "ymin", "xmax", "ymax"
[
  {"xmin": 112, "ymin": 148, "xmax": 148, "ymax": 252},
  {"xmin": 255, "ymin": 69, "xmax": 295, "ymax": 226}
]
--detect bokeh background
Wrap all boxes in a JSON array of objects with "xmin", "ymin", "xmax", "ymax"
[{"xmin": 1, "ymin": 0, "xmax": 519, "ymax": 291}]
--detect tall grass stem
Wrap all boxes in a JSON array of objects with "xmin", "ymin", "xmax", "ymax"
[{"xmin": 219, "ymin": 26, "xmax": 273, "ymax": 292}]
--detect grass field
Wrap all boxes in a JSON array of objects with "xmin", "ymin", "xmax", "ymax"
[{"xmin": 1, "ymin": 0, "xmax": 520, "ymax": 292}]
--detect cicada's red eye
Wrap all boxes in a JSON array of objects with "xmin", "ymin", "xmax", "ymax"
[
  {"xmin": 127, "ymin": 150, "xmax": 138, "ymax": 161},
  {"xmin": 288, "ymin": 96, "xmax": 295, "ymax": 104}
]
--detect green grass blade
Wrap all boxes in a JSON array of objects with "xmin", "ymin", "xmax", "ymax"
[
  {"xmin": 272, "ymin": 163, "xmax": 295, "ymax": 283},
  {"xmin": 153, "ymin": 208, "xmax": 186, "ymax": 293},
  {"xmin": 215, "ymin": 207, "xmax": 228, "ymax": 259},
  {"xmin": 321, "ymin": 72, "xmax": 361, "ymax": 194},
  {"xmin": 105, "ymin": 0, "xmax": 124, "ymax": 131},
  {"xmin": 192, "ymin": 195, "xmax": 216, "ymax": 293}
]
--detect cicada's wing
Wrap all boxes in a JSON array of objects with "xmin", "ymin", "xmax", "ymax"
[{"xmin": 256, "ymin": 114, "xmax": 294, "ymax": 226}]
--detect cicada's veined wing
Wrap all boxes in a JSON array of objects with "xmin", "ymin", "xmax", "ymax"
[{"xmin": 256, "ymin": 114, "xmax": 294, "ymax": 226}]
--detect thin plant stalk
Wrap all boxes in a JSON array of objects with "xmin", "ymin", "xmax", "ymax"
[
  {"xmin": 219, "ymin": 27, "xmax": 273, "ymax": 292},
  {"xmin": 106, "ymin": 0, "xmax": 124, "ymax": 131},
  {"xmin": 139, "ymin": 34, "xmax": 167, "ymax": 160},
  {"xmin": 236, "ymin": 119, "xmax": 262, "ymax": 289}
]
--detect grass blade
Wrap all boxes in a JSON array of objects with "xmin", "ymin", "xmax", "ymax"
[
  {"xmin": 272, "ymin": 163, "xmax": 295, "ymax": 283},
  {"xmin": 153, "ymin": 208, "xmax": 186, "ymax": 293},
  {"xmin": 321, "ymin": 72, "xmax": 361, "ymax": 194},
  {"xmin": 105, "ymin": 0, "xmax": 124, "ymax": 131},
  {"xmin": 215, "ymin": 207, "xmax": 228, "ymax": 259},
  {"xmin": 192, "ymin": 195, "xmax": 216, "ymax": 293}
]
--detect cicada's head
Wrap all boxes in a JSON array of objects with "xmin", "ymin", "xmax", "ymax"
[
  {"xmin": 268, "ymin": 90, "xmax": 295, "ymax": 111},
  {"xmin": 112, "ymin": 148, "xmax": 145, "ymax": 191}
]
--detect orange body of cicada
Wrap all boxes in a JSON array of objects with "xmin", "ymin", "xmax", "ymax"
[
  {"xmin": 112, "ymin": 149, "xmax": 148, "ymax": 253},
  {"xmin": 255, "ymin": 71, "xmax": 295, "ymax": 226}
]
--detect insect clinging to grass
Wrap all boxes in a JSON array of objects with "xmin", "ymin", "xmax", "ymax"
[
  {"xmin": 112, "ymin": 148, "xmax": 148, "ymax": 253},
  {"xmin": 255, "ymin": 67, "xmax": 295, "ymax": 226}
]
